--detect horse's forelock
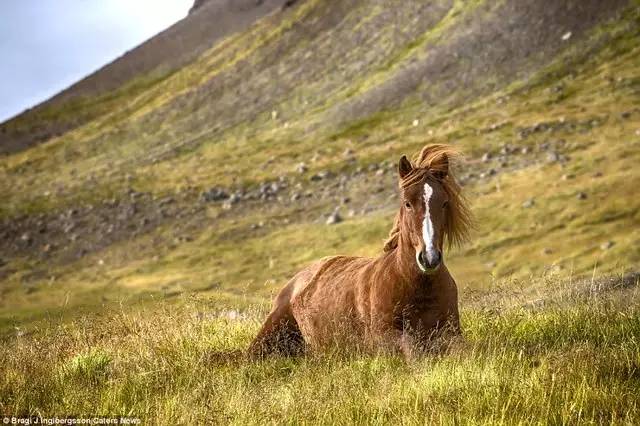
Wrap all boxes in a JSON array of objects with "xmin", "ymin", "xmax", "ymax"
[{"xmin": 384, "ymin": 144, "xmax": 473, "ymax": 252}]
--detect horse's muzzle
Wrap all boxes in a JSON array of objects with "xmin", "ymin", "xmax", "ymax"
[{"xmin": 416, "ymin": 249, "xmax": 441, "ymax": 274}]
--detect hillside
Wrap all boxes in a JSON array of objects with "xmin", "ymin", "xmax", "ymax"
[{"xmin": 1, "ymin": 0, "xmax": 639, "ymax": 422}]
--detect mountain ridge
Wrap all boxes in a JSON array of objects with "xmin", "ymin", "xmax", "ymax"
[{"xmin": 0, "ymin": 0, "xmax": 292, "ymax": 154}]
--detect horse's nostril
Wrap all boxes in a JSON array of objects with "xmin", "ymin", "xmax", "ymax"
[
  {"xmin": 417, "ymin": 249, "xmax": 441, "ymax": 273},
  {"xmin": 426, "ymin": 250, "xmax": 441, "ymax": 267},
  {"xmin": 418, "ymin": 251, "xmax": 427, "ymax": 266}
]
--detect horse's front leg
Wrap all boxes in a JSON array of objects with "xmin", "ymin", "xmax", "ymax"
[
  {"xmin": 369, "ymin": 318, "xmax": 418, "ymax": 359},
  {"xmin": 403, "ymin": 318, "xmax": 466, "ymax": 356}
]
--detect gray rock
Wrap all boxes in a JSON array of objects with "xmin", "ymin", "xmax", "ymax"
[
  {"xmin": 310, "ymin": 170, "xmax": 332, "ymax": 181},
  {"xmin": 522, "ymin": 199, "xmax": 535, "ymax": 209},
  {"xmin": 228, "ymin": 193, "xmax": 241, "ymax": 204},
  {"xmin": 326, "ymin": 209, "xmax": 342, "ymax": 225},
  {"xmin": 576, "ymin": 192, "xmax": 587, "ymax": 200},
  {"xmin": 201, "ymin": 187, "xmax": 229, "ymax": 202},
  {"xmin": 159, "ymin": 197, "xmax": 175, "ymax": 206},
  {"xmin": 547, "ymin": 151, "xmax": 560, "ymax": 163},
  {"xmin": 480, "ymin": 169, "xmax": 497, "ymax": 179},
  {"xmin": 296, "ymin": 162, "xmax": 308, "ymax": 173},
  {"xmin": 482, "ymin": 152, "xmax": 492, "ymax": 163},
  {"xmin": 600, "ymin": 241, "xmax": 615, "ymax": 250},
  {"xmin": 259, "ymin": 183, "xmax": 271, "ymax": 194}
]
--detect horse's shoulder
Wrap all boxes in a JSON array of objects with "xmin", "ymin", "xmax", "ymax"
[{"xmin": 289, "ymin": 255, "xmax": 366, "ymax": 302}]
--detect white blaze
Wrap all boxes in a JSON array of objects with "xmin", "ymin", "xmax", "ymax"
[{"xmin": 422, "ymin": 183, "xmax": 435, "ymax": 251}]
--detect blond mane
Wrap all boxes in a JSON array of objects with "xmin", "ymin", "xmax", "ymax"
[{"xmin": 383, "ymin": 144, "xmax": 473, "ymax": 252}]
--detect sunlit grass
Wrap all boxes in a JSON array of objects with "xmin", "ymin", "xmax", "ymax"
[{"xmin": 1, "ymin": 275, "xmax": 638, "ymax": 424}]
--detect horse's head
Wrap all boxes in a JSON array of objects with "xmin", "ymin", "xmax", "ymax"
[
  {"xmin": 386, "ymin": 144, "xmax": 472, "ymax": 274},
  {"xmin": 398, "ymin": 154, "xmax": 448, "ymax": 273}
]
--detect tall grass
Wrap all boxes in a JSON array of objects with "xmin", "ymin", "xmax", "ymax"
[{"xmin": 2, "ymin": 275, "xmax": 638, "ymax": 424}]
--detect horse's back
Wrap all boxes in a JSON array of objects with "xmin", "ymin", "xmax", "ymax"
[
  {"xmin": 285, "ymin": 255, "xmax": 373, "ymax": 347},
  {"xmin": 288, "ymin": 255, "xmax": 371, "ymax": 301}
]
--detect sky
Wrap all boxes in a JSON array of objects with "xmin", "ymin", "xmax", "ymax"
[{"xmin": 0, "ymin": 0, "xmax": 193, "ymax": 123}]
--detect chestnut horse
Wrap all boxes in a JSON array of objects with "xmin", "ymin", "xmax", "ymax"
[{"xmin": 248, "ymin": 144, "xmax": 472, "ymax": 358}]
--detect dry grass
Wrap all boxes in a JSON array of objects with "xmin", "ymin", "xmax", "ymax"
[{"xmin": 1, "ymin": 273, "xmax": 638, "ymax": 424}]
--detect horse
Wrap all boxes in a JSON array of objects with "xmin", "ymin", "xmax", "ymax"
[{"xmin": 248, "ymin": 144, "xmax": 473, "ymax": 358}]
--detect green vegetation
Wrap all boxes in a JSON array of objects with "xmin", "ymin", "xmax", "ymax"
[
  {"xmin": 1, "ymin": 274, "xmax": 638, "ymax": 423},
  {"xmin": 0, "ymin": 0, "xmax": 639, "ymax": 422}
]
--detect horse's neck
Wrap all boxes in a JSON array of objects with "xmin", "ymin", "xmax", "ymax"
[{"xmin": 387, "ymin": 232, "xmax": 431, "ymax": 287}]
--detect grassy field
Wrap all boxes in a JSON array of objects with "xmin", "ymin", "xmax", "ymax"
[
  {"xmin": 1, "ymin": 0, "xmax": 639, "ymax": 423},
  {"xmin": 1, "ymin": 273, "xmax": 638, "ymax": 424}
]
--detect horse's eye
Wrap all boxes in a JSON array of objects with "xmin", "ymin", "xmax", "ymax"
[
  {"xmin": 443, "ymin": 200, "xmax": 449, "ymax": 209},
  {"xmin": 404, "ymin": 202, "xmax": 412, "ymax": 209}
]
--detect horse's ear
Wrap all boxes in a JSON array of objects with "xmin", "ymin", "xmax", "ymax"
[
  {"xmin": 431, "ymin": 153, "xmax": 449, "ymax": 180},
  {"xmin": 398, "ymin": 155, "xmax": 413, "ymax": 179}
]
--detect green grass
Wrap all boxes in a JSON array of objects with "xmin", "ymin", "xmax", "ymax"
[{"xmin": 1, "ymin": 275, "xmax": 638, "ymax": 424}]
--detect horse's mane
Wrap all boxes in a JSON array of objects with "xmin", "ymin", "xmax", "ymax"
[{"xmin": 383, "ymin": 144, "xmax": 473, "ymax": 252}]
